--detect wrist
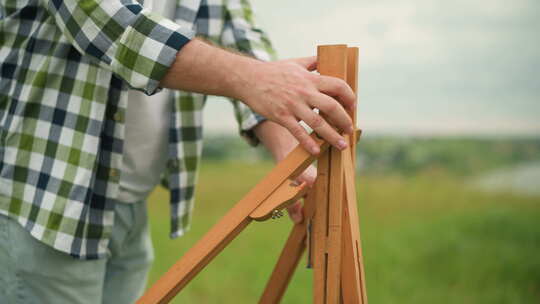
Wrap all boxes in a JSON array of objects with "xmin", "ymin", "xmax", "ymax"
[
  {"xmin": 227, "ymin": 56, "xmax": 265, "ymax": 102},
  {"xmin": 254, "ymin": 121, "xmax": 298, "ymax": 162}
]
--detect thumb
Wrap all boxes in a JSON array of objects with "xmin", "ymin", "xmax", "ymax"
[{"xmin": 286, "ymin": 201, "xmax": 303, "ymax": 224}]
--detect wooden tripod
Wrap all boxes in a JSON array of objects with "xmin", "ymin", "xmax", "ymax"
[{"xmin": 138, "ymin": 45, "xmax": 367, "ymax": 304}]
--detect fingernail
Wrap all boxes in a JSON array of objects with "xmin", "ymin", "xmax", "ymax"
[
  {"xmin": 311, "ymin": 146, "xmax": 320, "ymax": 155},
  {"xmin": 337, "ymin": 139, "xmax": 348, "ymax": 150},
  {"xmin": 348, "ymin": 126, "xmax": 355, "ymax": 134}
]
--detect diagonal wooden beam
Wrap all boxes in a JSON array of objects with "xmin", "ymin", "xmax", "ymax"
[{"xmin": 138, "ymin": 135, "xmax": 329, "ymax": 304}]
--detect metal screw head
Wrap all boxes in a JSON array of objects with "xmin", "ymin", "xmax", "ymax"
[{"xmin": 271, "ymin": 209, "xmax": 284, "ymax": 219}]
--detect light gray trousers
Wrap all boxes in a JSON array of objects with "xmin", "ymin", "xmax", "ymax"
[{"xmin": 0, "ymin": 200, "xmax": 153, "ymax": 304}]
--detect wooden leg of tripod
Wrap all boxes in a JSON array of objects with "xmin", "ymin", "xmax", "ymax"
[
  {"xmin": 258, "ymin": 190, "xmax": 317, "ymax": 304},
  {"xmin": 312, "ymin": 44, "xmax": 349, "ymax": 304},
  {"xmin": 340, "ymin": 46, "xmax": 367, "ymax": 303},
  {"xmin": 312, "ymin": 146, "xmax": 346, "ymax": 304},
  {"xmin": 340, "ymin": 149, "xmax": 367, "ymax": 303},
  {"xmin": 326, "ymin": 146, "xmax": 345, "ymax": 303},
  {"xmin": 313, "ymin": 148, "xmax": 330, "ymax": 304}
]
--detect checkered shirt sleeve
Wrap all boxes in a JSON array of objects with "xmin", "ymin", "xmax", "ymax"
[
  {"xmin": 46, "ymin": 0, "xmax": 194, "ymax": 95},
  {"xmin": 221, "ymin": 0, "xmax": 277, "ymax": 146}
]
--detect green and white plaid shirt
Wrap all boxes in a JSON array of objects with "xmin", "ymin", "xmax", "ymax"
[{"xmin": 0, "ymin": 0, "xmax": 275, "ymax": 259}]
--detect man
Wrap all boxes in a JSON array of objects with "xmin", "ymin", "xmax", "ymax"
[{"xmin": 0, "ymin": 0, "xmax": 355, "ymax": 303}]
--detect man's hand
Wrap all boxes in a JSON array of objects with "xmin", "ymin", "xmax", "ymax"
[
  {"xmin": 254, "ymin": 121, "xmax": 317, "ymax": 224},
  {"xmin": 287, "ymin": 165, "xmax": 316, "ymax": 223},
  {"xmin": 239, "ymin": 56, "xmax": 355, "ymax": 155},
  {"xmin": 161, "ymin": 39, "xmax": 355, "ymax": 155}
]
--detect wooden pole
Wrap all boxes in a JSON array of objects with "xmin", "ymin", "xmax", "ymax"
[
  {"xmin": 340, "ymin": 47, "xmax": 368, "ymax": 304},
  {"xmin": 313, "ymin": 149, "xmax": 330, "ymax": 304},
  {"xmin": 313, "ymin": 45, "xmax": 348, "ymax": 304}
]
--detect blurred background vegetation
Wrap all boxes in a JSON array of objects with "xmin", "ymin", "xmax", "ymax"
[{"xmin": 146, "ymin": 135, "xmax": 540, "ymax": 303}]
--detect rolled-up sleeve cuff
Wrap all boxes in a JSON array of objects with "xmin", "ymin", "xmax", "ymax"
[
  {"xmin": 239, "ymin": 112, "xmax": 267, "ymax": 146},
  {"xmin": 111, "ymin": 9, "xmax": 194, "ymax": 95}
]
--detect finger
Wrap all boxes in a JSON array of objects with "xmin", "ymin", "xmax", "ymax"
[
  {"xmin": 281, "ymin": 117, "xmax": 320, "ymax": 155},
  {"xmin": 292, "ymin": 56, "xmax": 317, "ymax": 71},
  {"xmin": 294, "ymin": 106, "xmax": 348, "ymax": 151},
  {"xmin": 286, "ymin": 201, "xmax": 303, "ymax": 224},
  {"xmin": 296, "ymin": 165, "xmax": 317, "ymax": 187},
  {"xmin": 316, "ymin": 75, "xmax": 356, "ymax": 111},
  {"xmin": 307, "ymin": 92, "xmax": 353, "ymax": 135}
]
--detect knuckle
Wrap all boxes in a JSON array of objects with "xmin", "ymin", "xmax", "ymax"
[
  {"xmin": 284, "ymin": 96, "xmax": 300, "ymax": 109},
  {"xmin": 290, "ymin": 125, "xmax": 305, "ymax": 138},
  {"xmin": 306, "ymin": 72, "xmax": 320, "ymax": 83},
  {"xmin": 324, "ymin": 75, "xmax": 338, "ymax": 87},
  {"xmin": 334, "ymin": 78, "xmax": 347, "ymax": 90},
  {"xmin": 323, "ymin": 100, "xmax": 338, "ymax": 113},
  {"xmin": 273, "ymin": 115, "xmax": 286, "ymax": 125},
  {"xmin": 274, "ymin": 104, "xmax": 290, "ymax": 118},
  {"xmin": 294, "ymin": 69, "xmax": 307, "ymax": 79},
  {"xmin": 335, "ymin": 116, "xmax": 351, "ymax": 130},
  {"xmin": 309, "ymin": 114, "xmax": 325, "ymax": 129},
  {"xmin": 296, "ymin": 87, "xmax": 313, "ymax": 99},
  {"xmin": 285, "ymin": 67, "xmax": 305, "ymax": 80},
  {"xmin": 338, "ymin": 81, "xmax": 355, "ymax": 101},
  {"xmin": 314, "ymin": 74, "xmax": 325, "ymax": 85},
  {"xmin": 332, "ymin": 79, "xmax": 349, "ymax": 96}
]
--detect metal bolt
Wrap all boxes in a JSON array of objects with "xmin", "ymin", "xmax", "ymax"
[{"xmin": 271, "ymin": 209, "xmax": 284, "ymax": 219}]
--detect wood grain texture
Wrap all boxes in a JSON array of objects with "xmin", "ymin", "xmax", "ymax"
[
  {"xmin": 341, "ymin": 149, "xmax": 364, "ymax": 303},
  {"xmin": 340, "ymin": 48, "xmax": 368, "ymax": 304},
  {"xmin": 326, "ymin": 146, "xmax": 345, "ymax": 303},
  {"xmin": 343, "ymin": 148, "xmax": 368, "ymax": 303},
  {"xmin": 313, "ymin": 149, "xmax": 330, "ymax": 304}
]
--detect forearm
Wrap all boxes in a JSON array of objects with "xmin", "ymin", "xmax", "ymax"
[
  {"xmin": 254, "ymin": 121, "xmax": 299, "ymax": 161},
  {"xmin": 160, "ymin": 39, "xmax": 258, "ymax": 100}
]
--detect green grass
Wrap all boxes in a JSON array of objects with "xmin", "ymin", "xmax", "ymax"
[{"xmin": 146, "ymin": 161, "xmax": 540, "ymax": 303}]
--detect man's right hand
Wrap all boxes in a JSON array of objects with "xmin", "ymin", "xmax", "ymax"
[
  {"xmin": 161, "ymin": 39, "xmax": 355, "ymax": 154},
  {"xmin": 238, "ymin": 56, "xmax": 355, "ymax": 155}
]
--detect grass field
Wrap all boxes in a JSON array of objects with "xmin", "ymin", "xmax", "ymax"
[{"xmin": 146, "ymin": 160, "xmax": 540, "ymax": 304}]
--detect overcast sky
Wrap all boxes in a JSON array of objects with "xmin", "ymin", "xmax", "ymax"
[{"xmin": 204, "ymin": 0, "xmax": 540, "ymax": 136}]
